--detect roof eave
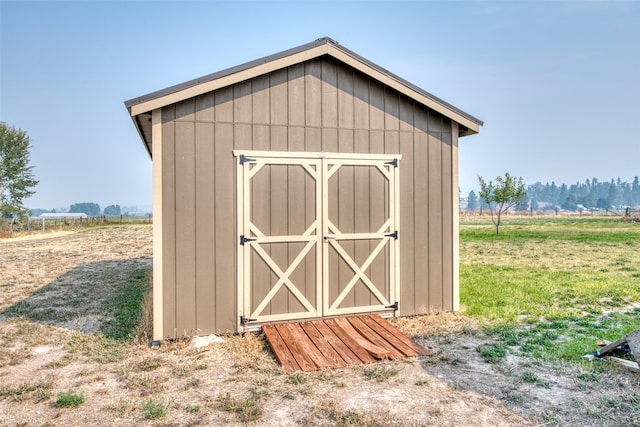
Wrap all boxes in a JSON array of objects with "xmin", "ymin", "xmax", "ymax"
[{"xmin": 125, "ymin": 37, "xmax": 483, "ymax": 150}]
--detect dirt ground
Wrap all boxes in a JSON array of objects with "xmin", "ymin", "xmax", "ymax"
[{"xmin": 1, "ymin": 226, "xmax": 638, "ymax": 426}]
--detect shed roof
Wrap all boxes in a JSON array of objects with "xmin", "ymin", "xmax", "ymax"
[{"xmin": 125, "ymin": 37, "xmax": 483, "ymax": 155}]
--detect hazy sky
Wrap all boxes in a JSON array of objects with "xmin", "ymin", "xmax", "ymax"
[{"xmin": 1, "ymin": 0, "xmax": 638, "ymax": 210}]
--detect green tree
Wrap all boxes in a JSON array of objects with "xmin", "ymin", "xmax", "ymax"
[
  {"xmin": 0, "ymin": 123, "xmax": 38, "ymax": 217},
  {"xmin": 103, "ymin": 204, "xmax": 121, "ymax": 216},
  {"xmin": 69, "ymin": 202, "xmax": 100, "ymax": 216},
  {"xmin": 467, "ymin": 190, "xmax": 478, "ymax": 211},
  {"xmin": 478, "ymin": 173, "xmax": 526, "ymax": 234},
  {"xmin": 515, "ymin": 193, "xmax": 530, "ymax": 211},
  {"xmin": 562, "ymin": 194, "xmax": 578, "ymax": 211}
]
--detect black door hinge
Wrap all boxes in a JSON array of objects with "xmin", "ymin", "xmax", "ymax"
[
  {"xmin": 385, "ymin": 230, "xmax": 398, "ymax": 240},
  {"xmin": 240, "ymin": 235, "xmax": 256, "ymax": 245},
  {"xmin": 384, "ymin": 158, "xmax": 398, "ymax": 167},
  {"xmin": 385, "ymin": 301, "xmax": 398, "ymax": 311},
  {"xmin": 239, "ymin": 155, "xmax": 256, "ymax": 165},
  {"xmin": 240, "ymin": 315, "xmax": 257, "ymax": 325}
]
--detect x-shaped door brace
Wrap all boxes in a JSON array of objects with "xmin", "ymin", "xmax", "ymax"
[
  {"xmin": 248, "ymin": 221, "xmax": 319, "ymax": 319},
  {"xmin": 325, "ymin": 218, "xmax": 393, "ymax": 312}
]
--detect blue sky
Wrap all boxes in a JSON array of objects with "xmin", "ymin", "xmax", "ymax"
[{"xmin": 1, "ymin": 0, "xmax": 638, "ymax": 210}]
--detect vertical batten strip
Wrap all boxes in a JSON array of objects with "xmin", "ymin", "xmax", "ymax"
[
  {"xmin": 451, "ymin": 122, "xmax": 460, "ymax": 311},
  {"xmin": 151, "ymin": 108, "xmax": 163, "ymax": 340}
]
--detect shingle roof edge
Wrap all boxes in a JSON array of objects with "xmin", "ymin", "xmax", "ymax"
[{"xmin": 124, "ymin": 37, "xmax": 483, "ymax": 128}]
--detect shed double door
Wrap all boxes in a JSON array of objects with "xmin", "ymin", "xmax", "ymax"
[{"xmin": 235, "ymin": 151, "xmax": 400, "ymax": 330}]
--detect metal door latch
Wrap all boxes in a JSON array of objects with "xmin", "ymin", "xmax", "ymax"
[
  {"xmin": 240, "ymin": 316, "xmax": 257, "ymax": 325},
  {"xmin": 240, "ymin": 235, "xmax": 256, "ymax": 245}
]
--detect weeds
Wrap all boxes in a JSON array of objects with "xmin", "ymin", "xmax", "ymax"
[
  {"xmin": 185, "ymin": 403, "xmax": 201, "ymax": 413},
  {"xmin": 141, "ymin": 397, "xmax": 170, "ymax": 419},
  {"xmin": 362, "ymin": 365, "xmax": 399, "ymax": 382},
  {"xmin": 217, "ymin": 389, "xmax": 265, "ymax": 423},
  {"xmin": 287, "ymin": 372, "xmax": 306, "ymax": 385},
  {"xmin": 56, "ymin": 390, "xmax": 84, "ymax": 408},
  {"xmin": 477, "ymin": 343, "xmax": 507, "ymax": 364},
  {"xmin": 67, "ymin": 333, "xmax": 125, "ymax": 364},
  {"xmin": 0, "ymin": 378, "xmax": 54, "ymax": 402},
  {"xmin": 521, "ymin": 371, "xmax": 551, "ymax": 388}
]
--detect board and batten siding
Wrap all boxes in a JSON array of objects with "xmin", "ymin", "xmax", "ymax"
[{"xmin": 153, "ymin": 57, "xmax": 457, "ymax": 338}]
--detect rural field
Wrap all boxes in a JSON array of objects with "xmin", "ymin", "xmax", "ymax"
[{"xmin": 1, "ymin": 217, "xmax": 639, "ymax": 426}]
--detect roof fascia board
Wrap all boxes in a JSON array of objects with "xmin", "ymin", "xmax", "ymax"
[
  {"xmin": 326, "ymin": 45, "xmax": 480, "ymax": 134},
  {"xmin": 129, "ymin": 44, "xmax": 329, "ymax": 117}
]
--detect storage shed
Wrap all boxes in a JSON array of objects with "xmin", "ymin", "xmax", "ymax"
[{"xmin": 125, "ymin": 37, "xmax": 482, "ymax": 340}]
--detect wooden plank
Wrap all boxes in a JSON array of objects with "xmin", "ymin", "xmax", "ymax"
[
  {"xmin": 311, "ymin": 320, "xmax": 362, "ymax": 365},
  {"xmin": 367, "ymin": 314, "xmax": 432, "ymax": 356},
  {"xmin": 299, "ymin": 321, "xmax": 347, "ymax": 368},
  {"xmin": 346, "ymin": 316, "xmax": 404, "ymax": 359},
  {"xmin": 602, "ymin": 356, "xmax": 640, "ymax": 372},
  {"xmin": 359, "ymin": 315, "xmax": 418, "ymax": 357},
  {"xmin": 324, "ymin": 318, "xmax": 377, "ymax": 363},
  {"xmin": 262, "ymin": 324, "xmax": 301, "ymax": 373},
  {"xmin": 274, "ymin": 323, "xmax": 317, "ymax": 372},
  {"xmin": 332, "ymin": 317, "xmax": 392, "ymax": 359},
  {"xmin": 286, "ymin": 322, "xmax": 333, "ymax": 369},
  {"xmin": 596, "ymin": 335, "xmax": 631, "ymax": 356}
]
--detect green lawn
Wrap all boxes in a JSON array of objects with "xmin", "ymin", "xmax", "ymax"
[{"xmin": 459, "ymin": 216, "xmax": 640, "ymax": 361}]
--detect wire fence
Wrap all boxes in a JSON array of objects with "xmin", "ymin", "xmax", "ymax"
[
  {"xmin": 0, "ymin": 215, "xmax": 152, "ymax": 238},
  {"xmin": 461, "ymin": 207, "xmax": 640, "ymax": 219}
]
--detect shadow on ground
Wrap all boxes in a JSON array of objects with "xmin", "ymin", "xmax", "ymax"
[{"xmin": 0, "ymin": 257, "xmax": 151, "ymax": 335}]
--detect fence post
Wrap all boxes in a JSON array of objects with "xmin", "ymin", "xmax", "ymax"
[
  {"xmin": 42, "ymin": 217, "xmax": 45, "ymax": 233},
  {"xmin": 27, "ymin": 217, "xmax": 31, "ymax": 234},
  {"xmin": 556, "ymin": 207, "xmax": 558, "ymax": 216}
]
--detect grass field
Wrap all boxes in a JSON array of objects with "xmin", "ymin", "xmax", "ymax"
[{"xmin": 460, "ymin": 216, "xmax": 640, "ymax": 363}]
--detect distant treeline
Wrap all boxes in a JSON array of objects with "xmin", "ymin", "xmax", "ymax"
[
  {"xmin": 467, "ymin": 177, "xmax": 640, "ymax": 211},
  {"xmin": 31, "ymin": 203, "xmax": 151, "ymax": 217}
]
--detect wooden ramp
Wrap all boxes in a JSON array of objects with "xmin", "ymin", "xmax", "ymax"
[{"xmin": 262, "ymin": 314, "xmax": 431, "ymax": 373}]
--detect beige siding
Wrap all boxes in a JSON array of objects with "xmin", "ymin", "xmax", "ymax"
[{"xmin": 158, "ymin": 57, "xmax": 459, "ymax": 335}]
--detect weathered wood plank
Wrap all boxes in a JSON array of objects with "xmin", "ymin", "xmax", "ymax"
[
  {"xmin": 346, "ymin": 316, "xmax": 404, "ymax": 359},
  {"xmin": 274, "ymin": 323, "xmax": 317, "ymax": 372},
  {"xmin": 324, "ymin": 318, "xmax": 377, "ymax": 363},
  {"xmin": 262, "ymin": 324, "xmax": 300, "ymax": 373},
  {"xmin": 368, "ymin": 314, "xmax": 432, "ymax": 356},
  {"xmin": 287, "ymin": 322, "xmax": 333, "ymax": 369},
  {"xmin": 332, "ymin": 317, "xmax": 392, "ymax": 359},
  {"xmin": 263, "ymin": 316, "xmax": 429, "ymax": 372},
  {"xmin": 596, "ymin": 335, "xmax": 632, "ymax": 356},
  {"xmin": 359, "ymin": 315, "xmax": 418, "ymax": 357},
  {"xmin": 299, "ymin": 321, "xmax": 347, "ymax": 368},
  {"xmin": 602, "ymin": 356, "xmax": 640, "ymax": 372},
  {"xmin": 311, "ymin": 320, "xmax": 362, "ymax": 365}
]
